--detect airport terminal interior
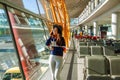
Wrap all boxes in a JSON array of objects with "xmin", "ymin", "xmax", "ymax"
[{"xmin": 0, "ymin": 0, "xmax": 120, "ymax": 80}]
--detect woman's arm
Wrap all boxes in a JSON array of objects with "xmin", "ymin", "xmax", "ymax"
[
  {"xmin": 46, "ymin": 37, "xmax": 54, "ymax": 50},
  {"xmin": 61, "ymin": 37, "xmax": 66, "ymax": 51},
  {"xmin": 46, "ymin": 37, "xmax": 51, "ymax": 46}
]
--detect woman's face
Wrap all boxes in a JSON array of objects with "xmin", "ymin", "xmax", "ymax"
[{"xmin": 53, "ymin": 27, "xmax": 58, "ymax": 35}]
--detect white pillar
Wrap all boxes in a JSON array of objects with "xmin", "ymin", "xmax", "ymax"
[
  {"xmin": 93, "ymin": 21, "xmax": 98, "ymax": 36},
  {"xmin": 111, "ymin": 13, "xmax": 120, "ymax": 40},
  {"xmin": 85, "ymin": 25, "xmax": 88, "ymax": 34},
  {"xmin": 86, "ymin": 5, "xmax": 89, "ymax": 16},
  {"xmin": 95, "ymin": 0, "xmax": 99, "ymax": 7},
  {"xmin": 88, "ymin": 1, "xmax": 91, "ymax": 14},
  {"xmin": 91, "ymin": 0, "xmax": 94, "ymax": 11},
  {"xmin": 88, "ymin": 29, "xmax": 91, "ymax": 36}
]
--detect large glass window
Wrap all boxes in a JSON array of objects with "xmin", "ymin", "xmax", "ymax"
[
  {"xmin": 7, "ymin": 7, "xmax": 49, "ymax": 80},
  {"xmin": 70, "ymin": 18, "xmax": 78, "ymax": 26},
  {"xmin": 0, "ymin": 4, "xmax": 21, "ymax": 80}
]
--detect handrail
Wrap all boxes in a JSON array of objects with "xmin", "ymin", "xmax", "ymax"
[{"xmin": 78, "ymin": 0, "xmax": 106, "ymax": 24}]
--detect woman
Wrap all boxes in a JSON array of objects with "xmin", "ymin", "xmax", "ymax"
[{"xmin": 46, "ymin": 24, "xmax": 66, "ymax": 80}]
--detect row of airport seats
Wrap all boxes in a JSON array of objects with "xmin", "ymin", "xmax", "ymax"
[
  {"xmin": 78, "ymin": 46, "xmax": 116, "ymax": 57},
  {"xmin": 78, "ymin": 41, "xmax": 110, "ymax": 46},
  {"xmin": 85, "ymin": 56, "xmax": 120, "ymax": 80},
  {"xmin": 75, "ymin": 39, "xmax": 120, "ymax": 80},
  {"xmin": 75, "ymin": 40, "xmax": 100, "ymax": 53},
  {"xmin": 77, "ymin": 39, "xmax": 120, "ymax": 47},
  {"xmin": 78, "ymin": 42, "xmax": 97, "ymax": 46},
  {"xmin": 76, "ymin": 40, "xmax": 120, "ymax": 56}
]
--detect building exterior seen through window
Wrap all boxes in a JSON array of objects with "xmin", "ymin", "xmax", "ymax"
[
  {"xmin": 0, "ymin": 4, "xmax": 19, "ymax": 80},
  {"xmin": 0, "ymin": 3, "xmax": 50, "ymax": 80}
]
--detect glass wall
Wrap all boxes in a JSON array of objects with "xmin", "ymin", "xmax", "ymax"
[
  {"xmin": 7, "ymin": 6, "xmax": 50, "ymax": 80},
  {"xmin": 0, "ymin": 4, "xmax": 21, "ymax": 80},
  {"xmin": 0, "ymin": 1, "xmax": 51, "ymax": 79},
  {"xmin": 70, "ymin": 18, "xmax": 78, "ymax": 26}
]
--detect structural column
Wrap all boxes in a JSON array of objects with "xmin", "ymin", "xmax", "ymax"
[
  {"xmin": 85, "ymin": 25, "xmax": 88, "ymax": 34},
  {"xmin": 88, "ymin": 27, "xmax": 91, "ymax": 36},
  {"xmin": 91, "ymin": 0, "xmax": 94, "ymax": 11},
  {"xmin": 95, "ymin": 0, "xmax": 99, "ymax": 7},
  {"xmin": 88, "ymin": 1, "xmax": 91, "ymax": 14},
  {"xmin": 93, "ymin": 21, "xmax": 98, "ymax": 36},
  {"xmin": 111, "ymin": 12, "xmax": 120, "ymax": 40}
]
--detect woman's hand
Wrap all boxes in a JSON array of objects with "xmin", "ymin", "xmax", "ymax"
[{"xmin": 49, "ymin": 46, "xmax": 54, "ymax": 50}]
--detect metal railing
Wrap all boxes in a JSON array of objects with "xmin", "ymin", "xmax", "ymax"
[{"xmin": 78, "ymin": 0, "xmax": 106, "ymax": 24}]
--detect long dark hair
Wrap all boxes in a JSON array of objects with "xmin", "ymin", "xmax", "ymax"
[
  {"xmin": 54, "ymin": 24, "xmax": 62, "ymax": 34},
  {"xmin": 51, "ymin": 24, "xmax": 63, "ymax": 46}
]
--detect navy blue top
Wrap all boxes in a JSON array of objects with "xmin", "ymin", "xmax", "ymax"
[{"xmin": 46, "ymin": 37, "xmax": 66, "ymax": 56}]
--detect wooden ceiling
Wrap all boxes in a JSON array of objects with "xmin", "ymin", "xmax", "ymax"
[{"xmin": 65, "ymin": 0, "xmax": 90, "ymax": 18}]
